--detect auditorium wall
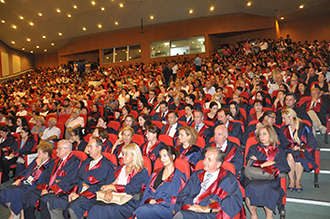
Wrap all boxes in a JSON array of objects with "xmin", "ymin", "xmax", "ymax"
[
  {"xmin": 0, "ymin": 40, "xmax": 34, "ymax": 75},
  {"xmin": 34, "ymin": 53, "xmax": 59, "ymax": 69}
]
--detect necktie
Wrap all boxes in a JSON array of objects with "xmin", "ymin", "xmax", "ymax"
[
  {"xmin": 48, "ymin": 159, "xmax": 64, "ymax": 187},
  {"xmin": 195, "ymin": 124, "xmax": 199, "ymax": 132},
  {"xmin": 166, "ymin": 125, "xmax": 172, "ymax": 136},
  {"xmin": 193, "ymin": 173, "xmax": 212, "ymax": 203}
]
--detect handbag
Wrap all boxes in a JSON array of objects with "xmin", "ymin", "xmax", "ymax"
[{"xmin": 244, "ymin": 159, "xmax": 275, "ymax": 180}]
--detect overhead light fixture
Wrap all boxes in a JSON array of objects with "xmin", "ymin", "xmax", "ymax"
[
  {"xmin": 91, "ymin": 1, "xmax": 96, "ymax": 5},
  {"xmin": 42, "ymin": 35, "xmax": 46, "ymax": 39},
  {"xmin": 280, "ymin": 17, "xmax": 284, "ymax": 20},
  {"xmin": 29, "ymin": 22, "xmax": 34, "ymax": 26},
  {"xmin": 67, "ymin": 14, "xmax": 71, "ymax": 18},
  {"xmin": 119, "ymin": 3, "xmax": 124, "ymax": 7},
  {"xmin": 11, "ymin": 41, "xmax": 15, "ymax": 44},
  {"xmin": 150, "ymin": 15, "xmax": 154, "ymax": 20},
  {"xmin": 189, "ymin": 9, "xmax": 193, "ymax": 14},
  {"xmin": 210, "ymin": 6, "xmax": 214, "ymax": 11},
  {"xmin": 98, "ymin": 24, "xmax": 102, "ymax": 28},
  {"xmin": 38, "ymin": 12, "xmax": 43, "ymax": 16},
  {"xmin": 19, "ymin": 16, "xmax": 24, "ymax": 20},
  {"xmin": 27, "ymin": 38, "xmax": 31, "ymax": 41},
  {"xmin": 22, "ymin": 48, "xmax": 25, "ymax": 51},
  {"xmin": 51, "ymin": 42, "xmax": 55, "ymax": 46},
  {"xmin": 12, "ymin": 24, "xmax": 17, "ymax": 29},
  {"xmin": 56, "ymin": 9, "xmax": 61, "ymax": 13},
  {"xmin": 44, "ymin": 49, "xmax": 47, "ymax": 52},
  {"xmin": 1, "ymin": 20, "xmax": 5, "ymax": 24},
  {"xmin": 36, "ymin": 45, "xmax": 39, "ymax": 48},
  {"xmin": 1, "ymin": 0, "xmax": 5, "ymax": 3},
  {"xmin": 30, "ymin": 51, "xmax": 33, "ymax": 53},
  {"xmin": 299, "ymin": 4, "xmax": 304, "ymax": 9},
  {"xmin": 115, "ymin": 21, "xmax": 118, "ymax": 25},
  {"xmin": 73, "ymin": 5, "xmax": 77, "ymax": 9},
  {"xmin": 82, "ymin": 27, "xmax": 86, "ymax": 31},
  {"xmin": 101, "ymin": 7, "xmax": 105, "ymax": 11},
  {"xmin": 247, "ymin": 2, "xmax": 252, "ymax": 7},
  {"xmin": 58, "ymin": 32, "xmax": 62, "ymax": 36}
]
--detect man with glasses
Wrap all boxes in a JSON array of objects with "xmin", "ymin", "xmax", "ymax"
[
  {"xmin": 45, "ymin": 137, "xmax": 116, "ymax": 219},
  {"xmin": 20, "ymin": 140, "xmax": 82, "ymax": 219}
]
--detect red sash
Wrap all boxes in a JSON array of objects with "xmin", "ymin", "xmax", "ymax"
[{"xmin": 142, "ymin": 140, "xmax": 161, "ymax": 159}]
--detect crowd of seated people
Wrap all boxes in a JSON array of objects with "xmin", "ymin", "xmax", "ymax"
[{"xmin": 0, "ymin": 37, "xmax": 328, "ymax": 219}]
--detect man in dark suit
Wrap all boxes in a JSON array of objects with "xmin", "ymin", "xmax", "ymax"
[
  {"xmin": 192, "ymin": 110, "xmax": 212, "ymax": 145},
  {"xmin": 151, "ymin": 101, "xmax": 169, "ymax": 124},
  {"xmin": 214, "ymin": 108, "xmax": 242, "ymax": 141},
  {"xmin": 162, "ymin": 111, "xmax": 183, "ymax": 144}
]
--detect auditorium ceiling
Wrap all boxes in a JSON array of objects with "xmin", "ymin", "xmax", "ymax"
[{"xmin": 0, "ymin": 0, "xmax": 329, "ymax": 54}]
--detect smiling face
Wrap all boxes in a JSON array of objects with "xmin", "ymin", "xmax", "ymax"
[{"xmin": 203, "ymin": 150, "xmax": 221, "ymax": 173}]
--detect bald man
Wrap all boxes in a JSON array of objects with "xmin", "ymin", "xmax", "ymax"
[{"xmin": 204, "ymin": 125, "xmax": 243, "ymax": 176}]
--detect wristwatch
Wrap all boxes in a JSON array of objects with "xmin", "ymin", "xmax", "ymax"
[{"xmin": 209, "ymin": 206, "xmax": 213, "ymax": 213}]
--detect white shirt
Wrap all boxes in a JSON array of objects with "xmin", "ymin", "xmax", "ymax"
[
  {"xmin": 167, "ymin": 122, "xmax": 178, "ymax": 138},
  {"xmin": 203, "ymin": 87, "xmax": 216, "ymax": 96},
  {"xmin": 117, "ymin": 165, "xmax": 129, "ymax": 185},
  {"xmin": 67, "ymin": 116, "xmax": 85, "ymax": 128},
  {"xmin": 41, "ymin": 126, "xmax": 61, "ymax": 142},
  {"xmin": 89, "ymin": 156, "xmax": 103, "ymax": 170},
  {"xmin": 16, "ymin": 110, "xmax": 28, "ymax": 116},
  {"xmin": 195, "ymin": 122, "xmax": 204, "ymax": 133},
  {"xmin": 216, "ymin": 140, "xmax": 228, "ymax": 152},
  {"xmin": 204, "ymin": 168, "xmax": 220, "ymax": 189}
]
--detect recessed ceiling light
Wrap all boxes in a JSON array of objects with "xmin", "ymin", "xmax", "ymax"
[
  {"xmin": 280, "ymin": 17, "xmax": 284, "ymax": 20},
  {"xmin": 91, "ymin": 1, "xmax": 96, "ymax": 5},
  {"xmin": 98, "ymin": 24, "xmax": 102, "ymax": 28},
  {"xmin": 150, "ymin": 15, "xmax": 154, "ymax": 20},
  {"xmin": 1, "ymin": 0, "xmax": 5, "ymax": 3},
  {"xmin": 82, "ymin": 27, "xmax": 86, "ymax": 31},
  {"xmin": 58, "ymin": 32, "xmax": 62, "ymax": 36},
  {"xmin": 210, "ymin": 6, "xmax": 214, "ymax": 11},
  {"xmin": 12, "ymin": 25, "xmax": 17, "ymax": 29},
  {"xmin": 44, "ymin": 49, "xmax": 47, "ymax": 52},
  {"xmin": 36, "ymin": 45, "xmax": 39, "ymax": 48},
  {"xmin": 51, "ymin": 43, "xmax": 54, "ymax": 46},
  {"xmin": 119, "ymin": 3, "xmax": 123, "ymax": 7},
  {"xmin": 27, "ymin": 38, "xmax": 31, "ymax": 41},
  {"xmin": 101, "ymin": 7, "xmax": 105, "ymax": 11},
  {"xmin": 30, "ymin": 51, "xmax": 33, "ymax": 53},
  {"xmin": 115, "ymin": 21, "xmax": 118, "ymax": 25},
  {"xmin": 22, "ymin": 48, "xmax": 25, "ymax": 50},
  {"xmin": 29, "ymin": 22, "xmax": 34, "ymax": 26},
  {"xmin": 42, "ymin": 35, "xmax": 46, "ymax": 39},
  {"xmin": 73, "ymin": 5, "xmax": 77, "ymax": 9},
  {"xmin": 11, "ymin": 41, "xmax": 15, "ymax": 44},
  {"xmin": 299, "ymin": 4, "xmax": 304, "ymax": 9},
  {"xmin": 189, "ymin": 9, "xmax": 193, "ymax": 14},
  {"xmin": 19, "ymin": 16, "xmax": 24, "ymax": 20},
  {"xmin": 247, "ymin": 2, "xmax": 252, "ymax": 7},
  {"xmin": 1, "ymin": 20, "xmax": 5, "ymax": 24},
  {"xmin": 38, "ymin": 12, "xmax": 42, "ymax": 16},
  {"xmin": 56, "ymin": 9, "xmax": 61, "ymax": 13},
  {"xmin": 67, "ymin": 14, "xmax": 71, "ymax": 18}
]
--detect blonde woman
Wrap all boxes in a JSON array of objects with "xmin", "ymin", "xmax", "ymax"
[
  {"xmin": 281, "ymin": 108, "xmax": 318, "ymax": 192},
  {"xmin": 111, "ymin": 127, "xmax": 134, "ymax": 158},
  {"xmin": 31, "ymin": 116, "xmax": 46, "ymax": 137},
  {"xmin": 88, "ymin": 143, "xmax": 149, "ymax": 219}
]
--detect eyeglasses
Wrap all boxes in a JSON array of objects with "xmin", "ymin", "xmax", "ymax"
[
  {"xmin": 268, "ymin": 116, "xmax": 276, "ymax": 120},
  {"xmin": 56, "ymin": 147, "xmax": 68, "ymax": 150}
]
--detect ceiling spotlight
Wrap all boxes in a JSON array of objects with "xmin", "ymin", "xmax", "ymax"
[
  {"xmin": 58, "ymin": 32, "xmax": 62, "ymax": 36},
  {"xmin": 19, "ymin": 16, "xmax": 24, "ymax": 20},
  {"xmin": 22, "ymin": 48, "xmax": 25, "ymax": 51},
  {"xmin": 12, "ymin": 25, "xmax": 17, "ymax": 29},
  {"xmin": 115, "ymin": 21, "xmax": 118, "ymax": 25},
  {"xmin": 56, "ymin": 9, "xmax": 61, "ymax": 13},
  {"xmin": 299, "ymin": 4, "xmax": 304, "ymax": 9},
  {"xmin": 98, "ymin": 24, "xmax": 102, "ymax": 28},
  {"xmin": 189, "ymin": 9, "xmax": 193, "ymax": 14},
  {"xmin": 27, "ymin": 38, "xmax": 31, "ymax": 41},
  {"xmin": 30, "ymin": 51, "xmax": 33, "ymax": 53},
  {"xmin": 38, "ymin": 12, "xmax": 42, "ymax": 16},
  {"xmin": 101, "ymin": 7, "xmax": 105, "ymax": 11},
  {"xmin": 82, "ymin": 27, "xmax": 86, "ymax": 31},
  {"xmin": 119, "ymin": 3, "xmax": 123, "ymax": 7},
  {"xmin": 29, "ymin": 22, "xmax": 34, "ymax": 26},
  {"xmin": 1, "ymin": 0, "xmax": 5, "ymax": 3},
  {"xmin": 247, "ymin": 2, "xmax": 252, "ymax": 7},
  {"xmin": 44, "ymin": 49, "xmax": 47, "ymax": 52},
  {"xmin": 150, "ymin": 15, "xmax": 154, "ymax": 20},
  {"xmin": 1, "ymin": 20, "xmax": 5, "ymax": 24},
  {"xmin": 73, "ymin": 5, "xmax": 77, "ymax": 9},
  {"xmin": 42, "ymin": 35, "xmax": 46, "ymax": 39},
  {"xmin": 67, "ymin": 14, "xmax": 71, "ymax": 18},
  {"xmin": 11, "ymin": 41, "xmax": 15, "ymax": 44},
  {"xmin": 280, "ymin": 17, "xmax": 284, "ymax": 20},
  {"xmin": 51, "ymin": 42, "xmax": 55, "ymax": 46},
  {"xmin": 36, "ymin": 45, "xmax": 40, "ymax": 48},
  {"xmin": 210, "ymin": 6, "xmax": 214, "ymax": 11},
  {"xmin": 91, "ymin": 1, "xmax": 96, "ymax": 5}
]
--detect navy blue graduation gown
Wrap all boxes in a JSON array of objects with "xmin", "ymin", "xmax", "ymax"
[
  {"xmin": 175, "ymin": 144, "xmax": 202, "ymax": 172},
  {"xmin": 175, "ymin": 168, "xmax": 243, "ymax": 219},
  {"xmin": 140, "ymin": 140, "xmax": 165, "ymax": 164},
  {"xmin": 87, "ymin": 165, "xmax": 149, "ymax": 219},
  {"xmin": 0, "ymin": 157, "xmax": 53, "ymax": 215},
  {"xmin": 134, "ymin": 167, "xmax": 187, "ymax": 219},
  {"xmin": 45, "ymin": 156, "xmax": 116, "ymax": 219},
  {"xmin": 241, "ymin": 143, "xmax": 290, "ymax": 213}
]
